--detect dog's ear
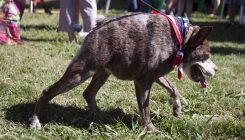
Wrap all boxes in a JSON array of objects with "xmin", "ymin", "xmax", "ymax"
[{"xmin": 191, "ymin": 26, "xmax": 213, "ymax": 47}]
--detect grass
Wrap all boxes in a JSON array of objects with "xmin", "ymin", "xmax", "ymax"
[{"xmin": 0, "ymin": 10, "xmax": 245, "ymax": 140}]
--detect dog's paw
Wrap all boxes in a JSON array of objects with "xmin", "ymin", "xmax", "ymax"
[
  {"xmin": 173, "ymin": 100, "xmax": 181, "ymax": 118},
  {"xmin": 173, "ymin": 110, "xmax": 181, "ymax": 118},
  {"xmin": 146, "ymin": 123, "xmax": 160, "ymax": 133},
  {"xmin": 29, "ymin": 116, "xmax": 41, "ymax": 129}
]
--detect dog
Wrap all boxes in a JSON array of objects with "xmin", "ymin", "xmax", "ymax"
[{"xmin": 29, "ymin": 13, "xmax": 218, "ymax": 131}]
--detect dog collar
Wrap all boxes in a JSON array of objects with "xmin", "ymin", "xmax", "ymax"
[{"xmin": 151, "ymin": 10, "xmax": 190, "ymax": 80}]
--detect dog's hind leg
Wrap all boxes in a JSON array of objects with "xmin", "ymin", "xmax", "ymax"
[
  {"xmin": 156, "ymin": 77, "xmax": 181, "ymax": 117},
  {"xmin": 29, "ymin": 61, "xmax": 95, "ymax": 129},
  {"xmin": 134, "ymin": 80, "xmax": 159, "ymax": 132},
  {"xmin": 83, "ymin": 69, "xmax": 110, "ymax": 114}
]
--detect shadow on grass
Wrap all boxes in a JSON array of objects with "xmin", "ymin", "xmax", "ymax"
[
  {"xmin": 211, "ymin": 46, "xmax": 245, "ymax": 55},
  {"xmin": 5, "ymin": 103, "xmax": 135, "ymax": 129},
  {"xmin": 21, "ymin": 37, "xmax": 58, "ymax": 42},
  {"xmin": 21, "ymin": 24, "xmax": 61, "ymax": 42},
  {"xmin": 22, "ymin": 24, "xmax": 57, "ymax": 31},
  {"xmin": 22, "ymin": 37, "xmax": 65, "ymax": 42},
  {"xmin": 194, "ymin": 21, "xmax": 245, "ymax": 44}
]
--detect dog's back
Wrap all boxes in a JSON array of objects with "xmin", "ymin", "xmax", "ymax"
[{"xmin": 75, "ymin": 14, "xmax": 179, "ymax": 80}]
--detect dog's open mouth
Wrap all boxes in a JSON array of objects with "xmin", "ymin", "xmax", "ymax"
[{"xmin": 190, "ymin": 65, "xmax": 208, "ymax": 88}]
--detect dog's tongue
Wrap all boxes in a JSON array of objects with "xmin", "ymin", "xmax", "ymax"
[{"xmin": 200, "ymin": 79, "xmax": 208, "ymax": 88}]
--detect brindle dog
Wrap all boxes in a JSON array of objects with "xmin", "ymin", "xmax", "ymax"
[{"xmin": 29, "ymin": 13, "xmax": 218, "ymax": 131}]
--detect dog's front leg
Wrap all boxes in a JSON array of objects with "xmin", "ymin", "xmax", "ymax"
[
  {"xmin": 156, "ymin": 77, "xmax": 181, "ymax": 117},
  {"xmin": 134, "ymin": 80, "xmax": 158, "ymax": 132}
]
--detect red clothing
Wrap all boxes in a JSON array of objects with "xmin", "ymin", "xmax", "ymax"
[
  {"xmin": 35, "ymin": 0, "xmax": 44, "ymax": 3},
  {"xmin": 0, "ymin": 0, "xmax": 24, "ymax": 45}
]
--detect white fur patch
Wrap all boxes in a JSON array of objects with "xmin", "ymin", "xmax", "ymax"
[
  {"xmin": 136, "ymin": 15, "xmax": 149, "ymax": 27},
  {"xmin": 30, "ymin": 118, "xmax": 41, "ymax": 129},
  {"xmin": 195, "ymin": 59, "xmax": 217, "ymax": 76}
]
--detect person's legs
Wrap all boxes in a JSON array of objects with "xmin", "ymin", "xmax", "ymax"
[
  {"xmin": 0, "ymin": 1, "xmax": 8, "ymax": 44},
  {"xmin": 79, "ymin": 0, "xmax": 97, "ymax": 33},
  {"xmin": 42, "ymin": 1, "xmax": 52, "ymax": 15},
  {"xmin": 186, "ymin": 0, "xmax": 193, "ymax": 18},
  {"xmin": 140, "ymin": 0, "xmax": 150, "ymax": 13},
  {"xmin": 6, "ymin": 1, "xmax": 23, "ymax": 44},
  {"xmin": 68, "ymin": 32, "xmax": 77, "ymax": 43},
  {"xmin": 0, "ymin": 21, "xmax": 8, "ymax": 44},
  {"xmin": 177, "ymin": 0, "xmax": 185, "ymax": 16},
  {"xmin": 166, "ymin": 0, "xmax": 177, "ymax": 14},
  {"xmin": 74, "ymin": 3, "xmax": 79, "ymax": 23},
  {"xmin": 128, "ymin": 0, "xmax": 138, "ymax": 12},
  {"xmin": 8, "ymin": 21, "xmax": 24, "ymax": 44},
  {"xmin": 59, "ymin": 0, "xmax": 77, "ymax": 42},
  {"xmin": 14, "ymin": 0, "xmax": 26, "ymax": 20},
  {"xmin": 36, "ymin": 0, "xmax": 52, "ymax": 15},
  {"xmin": 242, "ymin": 0, "xmax": 245, "ymax": 25},
  {"xmin": 228, "ymin": 1, "xmax": 238, "ymax": 24},
  {"xmin": 210, "ymin": 0, "xmax": 221, "ymax": 16}
]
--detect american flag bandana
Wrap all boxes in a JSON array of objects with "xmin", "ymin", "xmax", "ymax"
[
  {"xmin": 169, "ymin": 16, "xmax": 189, "ymax": 80},
  {"xmin": 151, "ymin": 10, "xmax": 189, "ymax": 80}
]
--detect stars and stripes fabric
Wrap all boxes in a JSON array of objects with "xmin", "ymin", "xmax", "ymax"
[{"xmin": 151, "ymin": 10, "xmax": 190, "ymax": 80}]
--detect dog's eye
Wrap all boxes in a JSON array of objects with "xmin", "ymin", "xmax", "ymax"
[{"xmin": 202, "ymin": 54, "xmax": 210, "ymax": 61}]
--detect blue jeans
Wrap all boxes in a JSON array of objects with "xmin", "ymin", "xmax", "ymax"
[
  {"xmin": 128, "ymin": 0, "xmax": 138, "ymax": 12},
  {"xmin": 141, "ymin": 0, "xmax": 150, "ymax": 13}
]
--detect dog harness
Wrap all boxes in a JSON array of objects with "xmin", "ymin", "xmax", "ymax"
[{"xmin": 152, "ymin": 10, "xmax": 189, "ymax": 80}]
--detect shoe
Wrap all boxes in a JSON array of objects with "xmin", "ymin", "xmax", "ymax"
[
  {"xmin": 6, "ymin": 39, "xmax": 17, "ymax": 45},
  {"xmin": 78, "ymin": 31, "xmax": 89, "ymax": 37},
  {"xmin": 73, "ymin": 23, "xmax": 82, "ymax": 32},
  {"xmin": 44, "ymin": 8, "xmax": 53, "ymax": 15},
  {"xmin": 97, "ymin": 14, "xmax": 106, "ymax": 21},
  {"xmin": 209, "ymin": 14, "xmax": 214, "ymax": 17},
  {"xmin": 16, "ymin": 39, "xmax": 24, "ymax": 45},
  {"xmin": 43, "ymin": 4, "xmax": 53, "ymax": 15}
]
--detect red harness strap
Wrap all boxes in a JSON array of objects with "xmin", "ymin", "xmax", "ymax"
[
  {"xmin": 152, "ymin": 10, "xmax": 184, "ymax": 48},
  {"xmin": 152, "ymin": 10, "xmax": 186, "ymax": 80}
]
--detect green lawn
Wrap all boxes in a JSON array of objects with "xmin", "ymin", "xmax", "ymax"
[{"xmin": 0, "ymin": 11, "xmax": 244, "ymax": 139}]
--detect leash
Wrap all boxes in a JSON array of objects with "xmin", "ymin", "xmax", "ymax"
[
  {"xmin": 140, "ymin": 0, "xmax": 188, "ymax": 80},
  {"xmin": 139, "ymin": 0, "xmax": 183, "ymax": 49}
]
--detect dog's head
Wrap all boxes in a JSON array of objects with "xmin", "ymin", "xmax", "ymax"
[{"xmin": 183, "ymin": 26, "xmax": 218, "ymax": 88}]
